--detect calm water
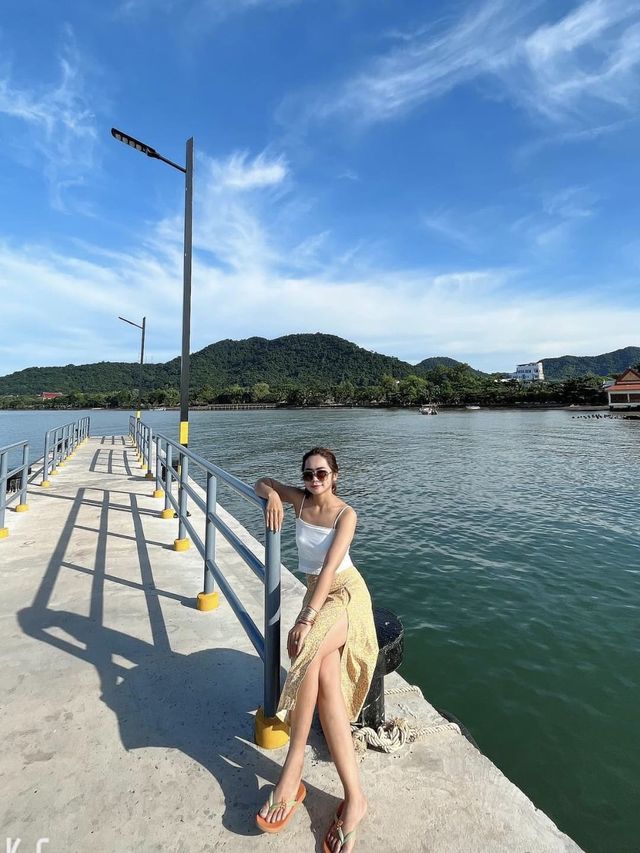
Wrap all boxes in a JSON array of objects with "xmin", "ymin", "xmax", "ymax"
[{"xmin": 2, "ymin": 408, "xmax": 639, "ymax": 852}]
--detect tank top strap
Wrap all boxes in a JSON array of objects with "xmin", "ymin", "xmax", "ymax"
[
  {"xmin": 333, "ymin": 505, "xmax": 349, "ymax": 528},
  {"xmin": 297, "ymin": 492, "xmax": 306, "ymax": 519}
]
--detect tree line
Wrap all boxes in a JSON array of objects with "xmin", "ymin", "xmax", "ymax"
[{"xmin": 0, "ymin": 365, "xmax": 610, "ymax": 410}]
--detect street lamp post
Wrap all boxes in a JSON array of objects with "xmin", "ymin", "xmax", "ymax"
[
  {"xmin": 118, "ymin": 315, "xmax": 146, "ymax": 418},
  {"xmin": 111, "ymin": 127, "xmax": 193, "ymax": 447}
]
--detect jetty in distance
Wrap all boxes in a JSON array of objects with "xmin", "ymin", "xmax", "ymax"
[{"xmin": 1, "ymin": 416, "xmax": 583, "ymax": 852}]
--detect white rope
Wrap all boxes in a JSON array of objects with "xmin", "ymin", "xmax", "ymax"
[{"xmin": 351, "ymin": 684, "xmax": 461, "ymax": 755}]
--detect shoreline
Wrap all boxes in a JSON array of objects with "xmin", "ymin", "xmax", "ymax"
[{"xmin": 0, "ymin": 403, "xmax": 614, "ymax": 413}]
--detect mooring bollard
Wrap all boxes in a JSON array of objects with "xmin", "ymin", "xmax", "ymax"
[{"xmin": 356, "ymin": 607, "xmax": 404, "ymax": 730}]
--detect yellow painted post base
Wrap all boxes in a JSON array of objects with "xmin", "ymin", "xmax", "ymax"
[
  {"xmin": 197, "ymin": 591, "xmax": 220, "ymax": 611},
  {"xmin": 145, "ymin": 471, "xmax": 155, "ymax": 480},
  {"xmin": 15, "ymin": 504, "xmax": 29, "ymax": 513},
  {"xmin": 40, "ymin": 480, "xmax": 51, "ymax": 488},
  {"xmin": 254, "ymin": 707, "xmax": 290, "ymax": 749},
  {"xmin": 0, "ymin": 528, "xmax": 8, "ymax": 539},
  {"xmin": 50, "ymin": 469, "xmax": 59, "ymax": 476},
  {"xmin": 152, "ymin": 489, "xmax": 164, "ymax": 499},
  {"xmin": 58, "ymin": 461, "xmax": 66, "ymax": 467},
  {"xmin": 160, "ymin": 508, "xmax": 174, "ymax": 519},
  {"xmin": 173, "ymin": 538, "xmax": 190, "ymax": 552}
]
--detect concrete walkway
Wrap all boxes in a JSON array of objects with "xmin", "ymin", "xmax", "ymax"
[{"xmin": 1, "ymin": 435, "xmax": 582, "ymax": 852}]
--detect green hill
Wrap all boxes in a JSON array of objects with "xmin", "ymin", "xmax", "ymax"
[
  {"xmin": 2, "ymin": 335, "xmax": 636, "ymax": 395},
  {"xmin": 542, "ymin": 346, "xmax": 640, "ymax": 380},
  {"xmin": 0, "ymin": 333, "xmax": 458, "ymax": 395}
]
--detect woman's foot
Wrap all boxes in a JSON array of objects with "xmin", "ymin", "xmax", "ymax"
[
  {"xmin": 324, "ymin": 793, "xmax": 367, "ymax": 852},
  {"xmin": 257, "ymin": 775, "xmax": 304, "ymax": 826}
]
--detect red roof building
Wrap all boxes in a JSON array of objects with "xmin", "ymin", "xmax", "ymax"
[
  {"xmin": 40, "ymin": 392, "xmax": 64, "ymax": 400},
  {"xmin": 607, "ymin": 368, "xmax": 640, "ymax": 410}
]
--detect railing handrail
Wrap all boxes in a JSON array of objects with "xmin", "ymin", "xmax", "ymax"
[
  {"xmin": 41, "ymin": 416, "xmax": 90, "ymax": 486},
  {"xmin": 0, "ymin": 439, "xmax": 30, "ymax": 537},
  {"xmin": 0, "ymin": 439, "xmax": 29, "ymax": 454},
  {"xmin": 131, "ymin": 416, "xmax": 282, "ymax": 723}
]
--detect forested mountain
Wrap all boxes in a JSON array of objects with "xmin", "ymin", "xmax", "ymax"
[
  {"xmin": 542, "ymin": 347, "xmax": 640, "ymax": 379},
  {"xmin": 0, "ymin": 334, "xmax": 637, "ymax": 396},
  {"xmin": 414, "ymin": 356, "xmax": 483, "ymax": 375},
  {"xmin": 0, "ymin": 334, "xmax": 457, "ymax": 395}
]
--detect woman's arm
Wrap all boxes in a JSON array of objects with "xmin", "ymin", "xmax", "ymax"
[{"xmin": 254, "ymin": 478, "xmax": 304, "ymax": 532}]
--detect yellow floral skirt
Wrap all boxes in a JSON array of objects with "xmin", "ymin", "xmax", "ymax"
[{"xmin": 276, "ymin": 566, "xmax": 378, "ymax": 723}]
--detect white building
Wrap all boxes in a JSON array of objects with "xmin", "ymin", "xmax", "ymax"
[{"xmin": 513, "ymin": 361, "xmax": 544, "ymax": 382}]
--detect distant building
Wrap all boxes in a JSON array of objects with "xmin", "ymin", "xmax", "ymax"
[
  {"xmin": 513, "ymin": 361, "xmax": 544, "ymax": 382},
  {"xmin": 607, "ymin": 368, "xmax": 640, "ymax": 410},
  {"xmin": 40, "ymin": 392, "xmax": 64, "ymax": 400}
]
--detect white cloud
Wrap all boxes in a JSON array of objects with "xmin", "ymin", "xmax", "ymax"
[
  {"xmin": 0, "ymin": 27, "xmax": 98, "ymax": 211},
  {"xmin": 511, "ymin": 186, "xmax": 596, "ymax": 248},
  {"xmin": 306, "ymin": 0, "xmax": 640, "ymax": 131},
  {"xmin": 211, "ymin": 151, "xmax": 288, "ymax": 191},
  {"xmin": 0, "ymin": 141, "xmax": 636, "ymax": 377}
]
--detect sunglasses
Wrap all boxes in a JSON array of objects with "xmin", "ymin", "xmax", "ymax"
[{"xmin": 302, "ymin": 468, "xmax": 331, "ymax": 482}]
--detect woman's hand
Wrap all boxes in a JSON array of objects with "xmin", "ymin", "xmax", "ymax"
[
  {"xmin": 265, "ymin": 492, "xmax": 284, "ymax": 532},
  {"xmin": 288, "ymin": 621, "xmax": 312, "ymax": 658}
]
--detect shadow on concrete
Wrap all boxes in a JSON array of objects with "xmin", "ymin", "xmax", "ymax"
[
  {"xmin": 90, "ymin": 448, "xmax": 134, "ymax": 477},
  {"xmin": 17, "ymin": 478, "xmax": 337, "ymax": 842}
]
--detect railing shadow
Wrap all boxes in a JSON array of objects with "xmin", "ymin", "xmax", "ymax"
[{"xmin": 16, "ymin": 482, "xmax": 336, "ymax": 841}]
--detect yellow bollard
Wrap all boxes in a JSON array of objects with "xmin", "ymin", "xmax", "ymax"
[
  {"xmin": 15, "ymin": 504, "xmax": 29, "ymax": 513},
  {"xmin": 254, "ymin": 707, "xmax": 290, "ymax": 749},
  {"xmin": 197, "ymin": 591, "xmax": 219, "ymax": 611},
  {"xmin": 173, "ymin": 538, "xmax": 190, "ymax": 552}
]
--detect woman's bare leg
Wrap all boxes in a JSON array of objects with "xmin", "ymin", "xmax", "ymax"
[
  {"xmin": 318, "ymin": 649, "xmax": 367, "ymax": 852},
  {"xmin": 258, "ymin": 615, "xmax": 349, "ymax": 825}
]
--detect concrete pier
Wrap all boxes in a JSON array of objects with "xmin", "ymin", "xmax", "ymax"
[{"xmin": 1, "ymin": 434, "xmax": 583, "ymax": 852}]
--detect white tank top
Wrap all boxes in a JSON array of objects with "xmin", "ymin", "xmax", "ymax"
[{"xmin": 295, "ymin": 495, "xmax": 353, "ymax": 576}]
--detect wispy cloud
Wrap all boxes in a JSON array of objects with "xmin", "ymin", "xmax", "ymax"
[
  {"xmin": 304, "ymin": 0, "xmax": 640, "ymax": 131},
  {"xmin": 512, "ymin": 185, "xmax": 596, "ymax": 248},
  {"xmin": 422, "ymin": 209, "xmax": 480, "ymax": 251},
  {"xmin": 211, "ymin": 151, "xmax": 288, "ymax": 191},
  {"xmin": 0, "ymin": 159, "xmax": 637, "ymax": 375},
  {"xmin": 0, "ymin": 27, "xmax": 98, "ymax": 211}
]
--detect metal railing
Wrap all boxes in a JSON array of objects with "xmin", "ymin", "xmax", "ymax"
[
  {"xmin": 41, "ymin": 416, "xmax": 90, "ymax": 487},
  {"xmin": 0, "ymin": 441, "xmax": 30, "ymax": 538},
  {"xmin": 129, "ymin": 415, "xmax": 153, "ymax": 476},
  {"xmin": 131, "ymin": 419, "xmax": 282, "ymax": 718}
]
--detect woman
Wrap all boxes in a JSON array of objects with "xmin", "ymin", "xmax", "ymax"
[{"xmin": 255, "ymin": 447, "xmax": 378, "ymax": 853}]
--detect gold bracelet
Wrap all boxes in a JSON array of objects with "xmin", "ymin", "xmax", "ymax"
[{"xmin": 298, "ymin": 605, "xmax": 317, "ymax": 620}]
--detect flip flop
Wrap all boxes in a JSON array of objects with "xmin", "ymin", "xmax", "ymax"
[
  {"xmin": 256, "ymin": 782, "xmax": 307, "ymax": 834},
  {"xmin": 323, "ymin": 801, "xmax": 358, "ymax": 853}
]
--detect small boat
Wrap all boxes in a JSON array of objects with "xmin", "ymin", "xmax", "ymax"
[
  {"xmin": 419, "ymin": 404, "xmax": 438, "ymax": 415},
  {"xmin": 465, "ymin": 405, "xmax": 481, "ymax": 410}
]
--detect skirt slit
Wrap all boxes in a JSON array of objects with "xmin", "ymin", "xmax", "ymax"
[{"xmin": 276, "ymin": 566, "xmax": 377, "ymax": 724}]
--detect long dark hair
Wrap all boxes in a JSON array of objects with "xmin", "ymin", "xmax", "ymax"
[{"xmin": 301, "ymin": 447, "xmax": 339, "ymax": 494}]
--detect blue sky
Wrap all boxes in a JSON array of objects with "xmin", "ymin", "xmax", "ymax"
[{"xmin": 1, "ymin": 0, "xmax": 639, "ymax": 375}]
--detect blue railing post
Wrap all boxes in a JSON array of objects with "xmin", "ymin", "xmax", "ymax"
[
  {"xmin": 0, "ymin": 450, "xmax": 8, "ymax": 538},
  {"xmin": 174, "ymin": 451, "xmax": 190, "ymax": 551},
  {"xmin": 41, "ymin": 431, "xmax": 51, "ymax": 488},
  {"xmin": 145, "ymin": 427, "xmax": 155, "ymax": 480},
  {"xmin": 197, "ymin": 473, "xmax": 220, "ymax": 611},
  {"xmin": 17, "ymin": 443, "xmax": 29, "ymax": 512},
  {"xmin": 263, "ymin": 525, "xmax": 282, "ymax": 719},
  {"xmin": 160, "ymin": 441, "xmax": 174, "ymax": 520},
  {"xmin": 152, "ymin": 435, "xmax": 163, "ymax": 498}
]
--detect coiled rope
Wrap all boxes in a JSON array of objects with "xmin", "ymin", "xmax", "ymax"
[{"xmin": 351, "ymin": 684, "xmax": 461, "ymax": 755}]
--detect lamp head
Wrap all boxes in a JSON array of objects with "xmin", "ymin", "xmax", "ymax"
[{"xmin": 111, "ymin": 128, "xmax": 159, "ymax": 159}]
